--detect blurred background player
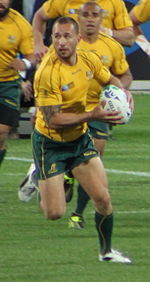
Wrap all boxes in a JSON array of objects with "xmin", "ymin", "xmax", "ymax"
[
  {"xmin": 68, "ymin": 1, "xmax": 133, "ymax": 229},
  {"xmin": 32, "ymin": 0, "xmax": 135, "ymax": 63},
  {"xmin": 0, "ymin": 0, "xmax": 35, "ymax": 168},
  {"xmin": 129, "ymin": 0, "xmax": 150, "ymax": 57}
]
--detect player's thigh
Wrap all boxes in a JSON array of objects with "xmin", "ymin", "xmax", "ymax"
[
  {"xmin": 93, "ymin": 138, "xmax": 107, "ymax": 157},
  {"xmin": 39, "ymin": 173, "xmax": 66, "ymax": 217},
  {"xmin": 72, "ymin": 157, "xmax": 108, "ymax": 200}
]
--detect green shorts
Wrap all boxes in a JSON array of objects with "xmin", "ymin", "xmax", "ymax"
[
  {"xmin": 32, "ymin": 129, "xmax": 98, "ymax": 180},
  {"xmin": 0, "ymin": 103, "xmax": 19, "ymax": 127},
  {"xmin": 88, "ymin": 121, "xmax": 109, "ymax": 140},
  {"xmin": 0, "ymin": 79, "xmax": 22, "ymax": 110}
]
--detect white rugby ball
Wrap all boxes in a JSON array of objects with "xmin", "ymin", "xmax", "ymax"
[{"xmin": 100, "ymin": 85, "xmax": 132, "ymax": 124}]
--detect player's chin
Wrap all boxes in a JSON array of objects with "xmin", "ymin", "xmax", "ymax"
[{"xmin": 58, "ymin": 50, "xmax": 69, "ymax": 58}]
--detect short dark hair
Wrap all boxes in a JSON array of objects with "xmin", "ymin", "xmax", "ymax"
[
  {"xmin": 52, "ymin": 16, "xmax": 79, "ymax": 34},
  {"xmin": 79, "ymin": 1, "xmax": 102, "ymax": 14}
]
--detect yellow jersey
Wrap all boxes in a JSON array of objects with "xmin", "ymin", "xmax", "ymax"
[
  {"xmin": 78, "ymin": 32, "xmax": 129, "ymax": 111},
  {"xmin": 34, "ymin": 48, "xmax": 110, "ymax": 142},
  {"xmin": 0, "ymin": 9, "xmax": 34, "ymax": 82},
  {"xmin": 132, "ymin": 0, "xmax": 150, "ymax": 23},
  {"xmin": 43, "ymin": 0, "xmax": 133, "ymax": 29}
]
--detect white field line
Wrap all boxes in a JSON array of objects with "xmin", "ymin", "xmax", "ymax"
[
  {"xmin": 5, "ymin": 156, "xmax": 33, "ymax": 162},
  {"xmin": 4, "ymin": 156, "xmax": 150, "ymax": 177},
  {"xmin": 115, "ymin": 210, "xmax": 150, "ymax": 214},
  {"xmin": 106, "ymin": 169, "xmax": 150, "ymax": 177},
  {"xmin": 3, "ymin": 157, "xmax": 150, "ymax": 214},
  {"xmin": 89, "ymin": 210, "xmax": 150, "ymax": 214}
]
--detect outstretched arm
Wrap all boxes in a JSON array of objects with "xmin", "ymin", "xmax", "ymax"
[{"xmin": 32, "ymin": 7, "xmax": 49, "ymax": 61}]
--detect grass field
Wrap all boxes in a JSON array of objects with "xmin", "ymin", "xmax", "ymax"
[{"xmin": 0, "ymin": 94, "xmax": 150, "ymax": 282}]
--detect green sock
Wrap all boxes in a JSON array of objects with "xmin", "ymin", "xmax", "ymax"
[
  {"xmin": 95, "ymin": 211, "xmax": 113, "ymax": 255},
  {"xmin": 0, "ymin": 149, "xmax": 6, "ymax": 166},
  {"xmin": 75, "ymin": 184, "xmax": 90, "ymax": 215}
]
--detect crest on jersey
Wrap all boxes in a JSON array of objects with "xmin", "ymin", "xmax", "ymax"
[
  {"xmin": 102, "ymin": 9, "xmax": 109, "ymax": 18},
  {"xmin": 61, "ymin": 82, "xmax": 75, "ymax": 91},
  {"xmin": 68, "ymin": 8, "xmax": 78, "ymax": 14},
  {"xmin": 8, "ymin": 35, "xmax": 16, "ymax": 44},
  {"xmin": 86, "ymin": 71, "xmax": 93, "ymax": 79},
  {"xmin": 100, "ymin": 55, "xmax": 109, "ymax": 64}
]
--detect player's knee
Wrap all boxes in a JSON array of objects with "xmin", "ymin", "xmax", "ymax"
[
  {"xmin": 44, "ymin": 207, "xmax": 65, "ymax": 220},
  {"xmin": 94, "ymin": 192, "xmax": 111, "ymax": 213},
  {"xmin": 0, "ymin": 131, "xmax": 9, "ymax": 149}
]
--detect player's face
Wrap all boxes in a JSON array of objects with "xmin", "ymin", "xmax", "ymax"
[
  {"xmin": 52, "ymin": 23, "xmax": 80, "ymax": 62},
  {"xmin": 79, "ymin": 4, "xmax": 102, "ymax": 35},
  {"xmin": 0, "ymin": 0, "xmax": 11, "ymax": 19}
]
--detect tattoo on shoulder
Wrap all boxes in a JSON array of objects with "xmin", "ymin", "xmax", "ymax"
[{"xmin": 39, "ymin": 105, "xmax": 61, "ymax": 124}]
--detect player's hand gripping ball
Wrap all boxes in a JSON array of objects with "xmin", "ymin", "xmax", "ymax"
[{"xmin": 100, "ymin": 85, "xmax": 132, "ymax": 124}]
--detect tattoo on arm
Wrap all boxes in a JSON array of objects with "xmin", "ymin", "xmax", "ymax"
[{"xmin": 39, "ymin": 105, "xmax": 61, "ymax": 125}]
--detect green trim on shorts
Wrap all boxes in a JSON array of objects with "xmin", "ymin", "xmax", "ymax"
[{"xmin": 32, "ymin": 130, "xmax": 98, "ymax": 180}]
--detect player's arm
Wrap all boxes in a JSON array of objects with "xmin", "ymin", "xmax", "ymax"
[
  {"xmin": 112, "ymin": 69, "xmax": 133, "ymax": 112},
  {"xmin": 32, "ymin": 6, "xmax": 49, "ymax": 61},
  {"xmin": 114, "ymin": 69, "xmax": 133, "ymax": 90},
  {"xmin": 129, "ymin": 9, "xmax": 143, "ymax": 36},
  {"xmin": 129, "ymin": 9, "xmax": 150, "ymax": 57},
  {"xmin": 9, "ymin": 54, "xmax": 36, "ymax": 72},
  {"xmin": 112, "ymin": 27, "xmax": 135, "ymax": 47},
  {"xmin": 39, "ymin": 98, "xmax": 123, "ymax": 129},
  {"xmin": 100, "ymin": 65, "xmax": 133, "ymax": 113},
  {"xmin": 101, "ymin": 26, "xmax": 135, "ymax": 46}
]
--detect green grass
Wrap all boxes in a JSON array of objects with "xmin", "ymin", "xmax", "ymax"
[{"xmin": 0, "ymin": 94, "xmax": 150, "ymax": 282}]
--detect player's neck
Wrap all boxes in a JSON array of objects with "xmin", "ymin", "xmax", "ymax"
[
  {"xmin": 81, "ymin": 33, "xmax": 98, "ymax": 44},
  {"xmin": 58, "ymin": 54, "xmax": 77, "ymax": 66},
  {"xmin": 0, "ymin": 9, "xmax": 10, "ymax": 21}
]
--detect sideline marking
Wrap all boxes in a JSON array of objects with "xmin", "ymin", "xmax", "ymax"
[
  {"xmin": 106, "ymin": 169, "xmax": 150, "ymax": 177},
  {"xmin": 5, "ymin": 156, "xmax": 33, "ymax": 162},
  {"xmin": 4, "ymin": 156, "xmax": 150, "ymax": 177},
  {"xmin": 89, "ymin": 210, "xmax": 150, "ymax": 215}
]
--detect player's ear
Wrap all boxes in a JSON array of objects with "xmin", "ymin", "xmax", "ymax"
[{"xmin": 77, "ymin": 33, "xmax": 81, "ymax": 43}]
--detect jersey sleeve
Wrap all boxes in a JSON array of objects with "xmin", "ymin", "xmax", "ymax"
[
  {"xmin": 19, "ymin": 21, "xmax": 34, "ymax": 55},
  {"xmin": 42, "ymin": 0, "xmax": 65, "ymax": 18},
  {"xmin": 109, "ymin": 40, "xmax": 129, "ymax": 75},
  {"xmin": 112, "ymin": 0, "xmax": 133, "ymax": 29},
  {"xmin": 89, "ymin": 52, "xmax": 111, "ymax": 85},
  {"xmin": 34, "ymin": 60, "xmax": 63, "ymax": 107},
  {"xmin": 132, "ymin": 0, "xmax": 150, "ymax": 23}
]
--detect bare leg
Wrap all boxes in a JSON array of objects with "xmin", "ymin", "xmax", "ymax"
[
  {"xmin": 72, "ymin": 157, "xmax": 113, "ymax": 254},
  {"xmin": 39, "ymin": 173, "xmax": 67, "ymax": 220},
  {"xmin": 73, "ymin": 138, "xmax": 107, "ymax": 216},
  {"xmin": 72, "ymin": 157, "xmax": 112, "ymax": 215},
  {"xmin": 0, "ymin": 124, "xmax": 10, "ymax": 166}
]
